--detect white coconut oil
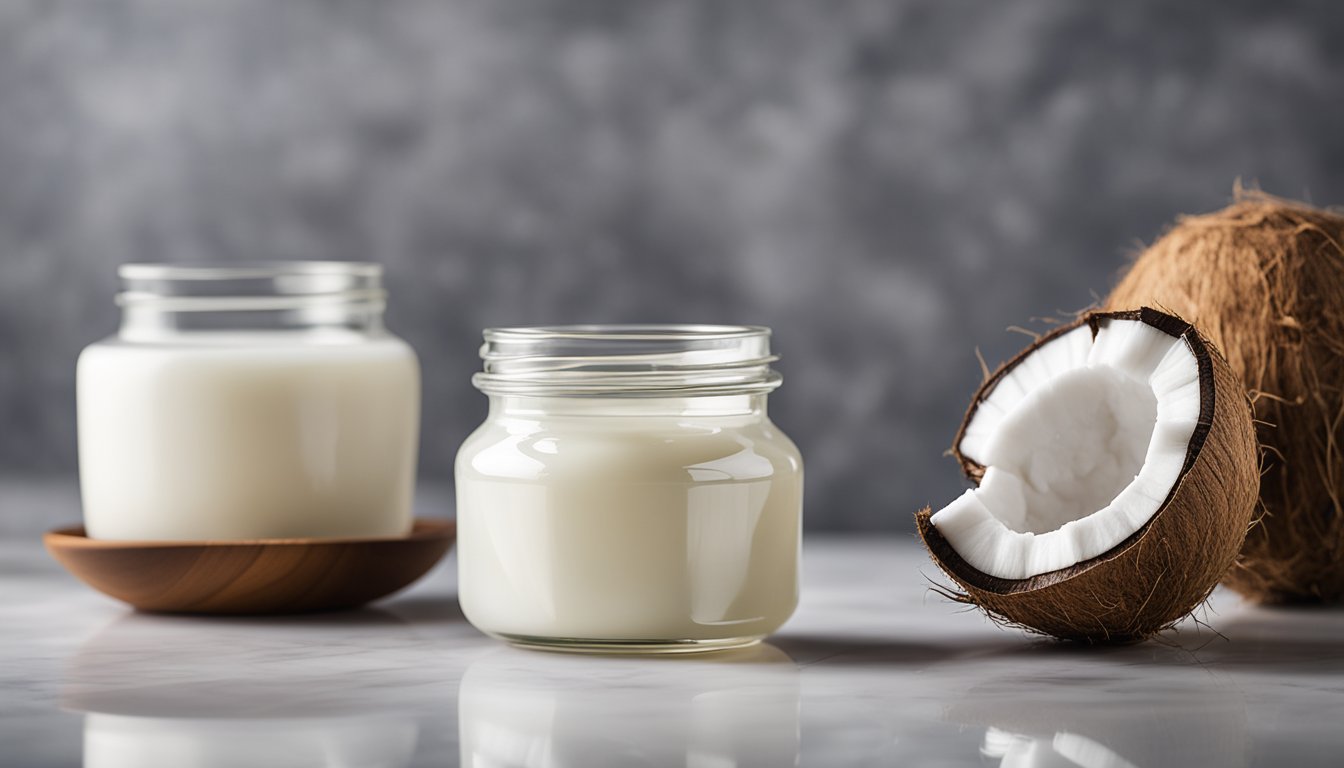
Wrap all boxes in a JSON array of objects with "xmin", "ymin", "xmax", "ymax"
[
  {"xmin": 455, "ymin": 326, "xmax": 803, "ymax": 652},
  {"xmin": 77, "ymin": 263, "xmax": 420, "ymax": 542}
]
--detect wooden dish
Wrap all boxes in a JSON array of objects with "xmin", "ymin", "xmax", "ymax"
[{"xmin": 44, "ymin": 518, "xmax": 455, "ymax": 615}]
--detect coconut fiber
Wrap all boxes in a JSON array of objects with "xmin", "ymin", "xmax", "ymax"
[{"xmin": 1107, "ymin": 190, "xmax": 1344, "ymax": 604}]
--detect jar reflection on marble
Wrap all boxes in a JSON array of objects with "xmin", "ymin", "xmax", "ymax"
[
  {"xmin": 455, "ymin": 326, "xmax": 803, "ymax": 653},
  {"xmin": 458, "ymin": 644, "xmax": 800, "ymax": 767},
  {"xmin": 83, "ymin": 714, "xmax": 418, "ymax": 768},
  {"xmin": 66, "ymin": 612, "xmax": 427, "ymax": 768}
]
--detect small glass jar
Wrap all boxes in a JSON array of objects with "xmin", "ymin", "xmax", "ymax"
[
  {"xmin": 77, "ymin": 262, "xmax": 420, "ymax": 541},
  {"xmin": 455, "ymin": 325, "xmax": 803, "ymax": 653}
]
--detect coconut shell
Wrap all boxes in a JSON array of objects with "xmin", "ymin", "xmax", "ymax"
[
  {"xmin": 918, "ymin": 308, "xmax": 1259, "ymax": 643},
  {"xmin": 1106, "ymin": 191, "xmax": 1344, "ymax": 604}
]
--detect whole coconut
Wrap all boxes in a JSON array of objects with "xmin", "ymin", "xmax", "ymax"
[{"xmin": 1106, "ymin": 189, "xmax": 1344, "ymax": 604}]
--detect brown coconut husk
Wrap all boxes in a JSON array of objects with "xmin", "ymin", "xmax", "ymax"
[
  {"xmin": 1106, "ymin": 189, "xmax": 1344, "ymax": 604},
  {"xmin": 918, "ymin": 309, "xmax": 1259, "ymax": 643}
]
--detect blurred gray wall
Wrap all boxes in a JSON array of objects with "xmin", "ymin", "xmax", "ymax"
[{"xmin": 2, "ymin": 0, "xmax": 1343, "ymax": 530}]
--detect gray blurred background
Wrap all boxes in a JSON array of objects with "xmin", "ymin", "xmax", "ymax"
[{"xmin": 2, "ymin": 0, "xmax": 1343, "ymax": 532}]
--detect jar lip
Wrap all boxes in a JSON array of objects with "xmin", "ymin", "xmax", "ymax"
[
  {"xmin": 483, "ymin": 324, "xmax": 771, "ymax": 342},
  {"xmin": 119, "ymin": 261, "xmax": 382, "ymax": 281},
  {"xmin": 474, "ymin": 324, "xmax": 782, "ymax": 397},
  {"xmin": 115, "ymin": 290, "xmax": 387, "ymax": 311}
]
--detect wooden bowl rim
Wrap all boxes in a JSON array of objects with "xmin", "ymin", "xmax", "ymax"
[{"xmin": 44, "ymin": 517, "xmax": 456, "ymax": 550}]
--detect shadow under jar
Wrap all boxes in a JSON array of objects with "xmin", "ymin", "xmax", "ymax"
[
  {"xmin": 77, "ymin": 262, "xmax": 420, "ymax": 542},
  {"xmin": 455, "ymin": 325, "xmax": 803, "ymax": 653}
]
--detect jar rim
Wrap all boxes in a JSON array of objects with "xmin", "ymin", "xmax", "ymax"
[
  {"xmin": 115, "ymin": 261, "xmax": 387, "ymax": 312},
  {"xmin": 118, "ymin": 261, "xmax": 382, "ymax": 281},
  {"xmin": 112, "ymin": 261, "xmax": 388, "ymax": 337},
  {"xmin": 483, "ymin": 324, "xmax": 770, "ymax": 342},
  {"xmin": 474, "ymin": 324, "xmax": 782, "ymax": 397}
]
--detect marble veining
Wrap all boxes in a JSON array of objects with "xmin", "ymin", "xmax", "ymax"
[{"xmin": 3, "ymin": 534, "xmax": 1343, "ymax": 766}]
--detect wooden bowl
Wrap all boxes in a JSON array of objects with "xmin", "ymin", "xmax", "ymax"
[{"xmin": 44, "ymin": 518, "xmax": 455, "ymax": 615}]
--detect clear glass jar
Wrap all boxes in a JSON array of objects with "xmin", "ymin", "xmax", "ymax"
[
  {"xmin": 455, "ymin": 325, "xmax": 803, "ymax": 653},
  {"xmin": 77, "ymin": 262, "xmax": 420, "ymax": 541}
]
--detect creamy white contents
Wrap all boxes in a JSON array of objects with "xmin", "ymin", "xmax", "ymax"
[
  {"xmin": 455, "ymin": 400, "xmax": 801, "ymax": 644},
  {"xmin": 77, "ymin": 333, "xmax": 419, "ymax": 541}
]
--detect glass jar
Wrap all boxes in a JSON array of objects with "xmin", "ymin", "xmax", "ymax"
[
  {"xmin": 77, "ymin": 262, "xmax": 420, "ymax": 541},
  {"xmin": 455, "ymin": 325, "xmax": 803, "ymax": 653}
]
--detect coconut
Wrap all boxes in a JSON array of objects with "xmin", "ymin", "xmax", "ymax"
[
  {"xmin": 1106, "ymin": 191, "xmax": 1344, "ymax": 604},
  {"xmin": 917, "ymin": 308, "xmax": 1259, "ymax": 643}
]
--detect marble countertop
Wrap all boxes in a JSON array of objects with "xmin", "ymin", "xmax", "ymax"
[{"xmin": 4, "ymin": 529, "xmax": 1343, "ymax": 767}]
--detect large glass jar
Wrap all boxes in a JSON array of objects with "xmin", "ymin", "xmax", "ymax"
[
  {"xmin": 77, "ymin": 262, "xmax": 420, "ymax": 541},
  {"xmin": 455, "ymin": 325, "xmax": 803, "ymax": 653}
]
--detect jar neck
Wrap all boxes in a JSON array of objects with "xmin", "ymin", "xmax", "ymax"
[
  {"xmin": 119, "ymin": 302, "xmax": 386, "ymax": 341},
  {"xmin": 113, "ymin": 262, "xmax": 388, "ymax": 341},
  {"xmin": 488, "ymin": 393, "xmax": 769, "ymax": 420}
]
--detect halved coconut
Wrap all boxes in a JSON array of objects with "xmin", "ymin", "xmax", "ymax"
[{"xmin": 917, "ymin": 308, "xmax": 1259, "ymax": 643}]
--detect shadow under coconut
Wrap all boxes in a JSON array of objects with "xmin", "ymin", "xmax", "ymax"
[
  {"xmin": 949, "ymin": 602, "xmax": 1344, "ymax": 674},
  {"xmin": 1151, "ymin": 605, "xmax": 1344, "ymax": 674},
  {"xmin": 771, "ymin": 633, "xmax": 1028, "ymax": 667},
  {"xmin": 776, "ymin": 590, "xmax": 1344, "ymax": 671}
]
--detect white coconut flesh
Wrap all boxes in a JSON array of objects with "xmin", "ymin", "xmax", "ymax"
[{"xmin": 933, "ymin": 318, "xmax": 1203, "ymax": 580}]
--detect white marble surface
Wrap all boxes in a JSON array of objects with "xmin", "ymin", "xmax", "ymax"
[{"xmin": 4, "ymin": 527, "xmax": 1344, "ymax": 767}]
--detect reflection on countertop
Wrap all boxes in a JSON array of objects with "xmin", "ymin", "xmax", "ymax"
[
  {"xmin": 957, "ymin": 673, "xmax": 1248, "ymax": 768},
  {"xmin": 5, "ymin": 535, "xmax": 1344, "ymax": 767},
  {"xmin": 83, "ymin": 714, "xmax": 418, "ymax": 768},
  {"xmin": 459, "ymin": 644, "xmax": 800, "ymax": 767},
  {"xmin": 61, "ymin": 611, "xmax": 434, "ymax": 768}
]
